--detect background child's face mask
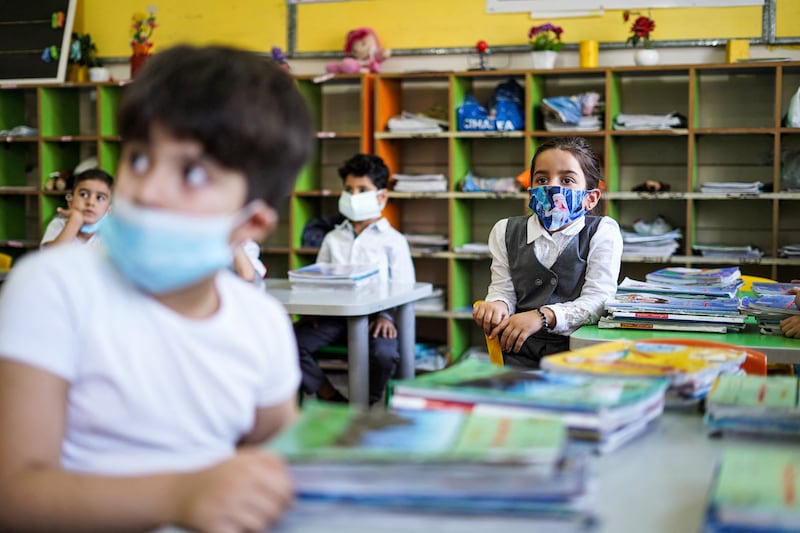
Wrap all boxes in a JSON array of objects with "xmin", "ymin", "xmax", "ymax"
[
  {"xmin": 528, "ymin": 185, "xmax": 589, "ymax": 231},
  {"xmin": 338, "ymin": 190, "xmax": 384, "ymax": 221}
]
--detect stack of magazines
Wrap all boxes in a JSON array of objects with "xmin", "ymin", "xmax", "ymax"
[
  {"xmin": 704, "ymin": 446, "xmax": 800, "ymax": 532},
  {"xmin": 705, "ymin": 374, "xmax": 800, "ymax": 438},
  {"xmin": 267, "ymin": 401, "xmax": 596, "ymax": 531},
  {"xmin": 541, "ymin": 339, "xmax": 748, "ymax": 402},
  {"xmin": 288, "ymin": 262, "xmax": 379, "ymax": 290},
  {"xmin": 388, "ymin": 358, "xmax": 669, "ymax": 454},
  {"xmin": 617, "ymin": 266, "xmax": 744, "ymax": 299}
]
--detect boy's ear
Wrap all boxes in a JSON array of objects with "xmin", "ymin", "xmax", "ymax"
[
  {"xmin": 230, "ymin": 200, "xmax": 278, "ymax": 245},
  {"xmin": 584, "ymin": 189, "xmax": 602, "ymax": 211}
]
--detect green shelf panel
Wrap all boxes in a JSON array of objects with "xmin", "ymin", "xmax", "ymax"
[
  {"xmin": 0, "ymin": 89, "xmax": 29, "ymax": 130},
  {"xmin": 99, "ymin": 86, "xmax": 123, "ymax": 137},
  {"xmin": 450, "ymin": 76, "xmax": 472, "ymax": 121},
  {"xmin": 450, "ymin": 197, "xmax": 472, "ymax": 249},
  {"xmin": 290, "ymin": 196, "xmax": 317, "ymax": 249},
  {"xmin": 528, "ymin": 75, "xmax": 545, "ymax": 131},
  {"xmin": 99, "ymin": 140, "xmax": 121, "ymax": 175},
  {"xmin": 295, "ymin": 153, "xmax": 321, "ymax": 191},
  {"xmin": 0, "ymin": 143, "xmax": 34, "ymax": 187},
  {"xmin": 0, "ymin": 197, "xmax": 28, "ymax": 240},
  {"xmin": 295, "ymin": 80, "xmax": 323, "ymax": 134},
  {"xmin": 40, "ymin": 141, "xmax": 81, "ymax": 184},
  {"xmin": 606, "ymin": 136, "xmax": 621, "ymax": 194},
  {"xmin": 450, "ymin": 258, "xmax": 473, "ymax": 312},
  {"xmin": 608, "ymin": 72, "xmax": 623, "ymax": 123},
  {"xmin": 41, "ymin": 194, "xmax": 66, "ymax": 228},
  {"xmin": 450, "ymin": 137, "xmax": 471, "ymax": 190},
  {"xmin": 40, "ymin": 88, "xmax": 80, "ymax": 137},
  {"xmin": 449, "ymin": 318, "xmax": 474, "ymax": 363}
]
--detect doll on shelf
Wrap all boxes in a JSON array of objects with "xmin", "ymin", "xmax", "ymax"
[{"xmin": 326, "ymin": 27, "xmax": 391, "ymax": 74}]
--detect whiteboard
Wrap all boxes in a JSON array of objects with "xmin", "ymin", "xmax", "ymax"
[{"xmin": 486, "ymin": 0, "xmax": 764, "ymax": 12}]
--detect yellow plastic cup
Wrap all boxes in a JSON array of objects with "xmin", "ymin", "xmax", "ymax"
[{"xmin": 579, "ymin": 40, "xmax": 599, "ymax": 68}]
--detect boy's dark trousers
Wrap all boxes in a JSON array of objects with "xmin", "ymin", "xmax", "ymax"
[{"xmin": 296, "ymin": 316, "xmax": 399, "ymax": 404}]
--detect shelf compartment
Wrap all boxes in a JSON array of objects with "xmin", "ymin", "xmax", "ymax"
[
  {"xmin": 528, "ymin": 70, "xmax": 607, "ymax": 132},
  {"xmin": 608, "ymin": 135, "xmax": 689, "ymax": 194},
  {"xmin": 0, "ymin": 141, "xmax": 38, "ymax": 188},
  {"xmin": 39, "ymin": 86, "xmax": 99, "ymax": 137},
  {"xmin": 694, "ymin": 67, "xmax": 776, "ymax": 129},
  {"xmin": 693, "ymin": 133, "xmax": 775, "ymax": 191},
  {"xmin": 609, "ymin": 69, "xmax": 690, "ymax": 130},
  {"xmin": 0, "ymin": 86, "xmax": 37, "ymax": 134}
]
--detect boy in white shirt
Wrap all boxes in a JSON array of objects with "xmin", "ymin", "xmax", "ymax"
[
  {"xmin": 0, "ymin": 44, "xmax": 312, "ymax": 532},
  {"xmin": 296, "ymin": 153, "xmax": 415, "ymax": 404},
  {"xmin": 40, "ymin": 168, "xmax": 114, "ymax": 248}
]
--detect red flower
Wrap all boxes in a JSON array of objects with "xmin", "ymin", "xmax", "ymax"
[{"xmin": 623, "ymin": 11, "xmax": 656, "ymax": 48}]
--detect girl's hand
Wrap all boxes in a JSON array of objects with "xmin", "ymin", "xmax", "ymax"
[
  {"xmin": 496, "ymin": 310, "xmax": 545, "ymax": 353},
  {"xmin": 173, "ymin": 449, "xmax": 294, "ymax": 533},
  {"xmin": 369, "ymin": 316, "xmax": 397, "ymax": 338},
  {"xmin": 473, "ymin": 300, "xmax": 509, "ymax": 335}
]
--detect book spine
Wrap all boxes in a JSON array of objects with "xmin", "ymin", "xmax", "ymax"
[{"xmin": 611, "ymin": 311, "xmax": 744, "ymax": 324}]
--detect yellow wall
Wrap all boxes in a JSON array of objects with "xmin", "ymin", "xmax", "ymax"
[
  {"xmin": 77, "ymin": 0, "xmax": 798, "ymax": 58},
  {"xmin": 77, "ymin": 0, "xmax": 287, "ymax": 57}
]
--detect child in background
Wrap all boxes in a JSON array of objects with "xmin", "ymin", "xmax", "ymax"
[
  {"xmin": 0, "ymin": 44, "xmax": 312, "ymax": 532},
  {"xmin": 473, "ymin": 137, "xmax": 623, "ymax": 368},
  {"xmin": 40, "ymin": 168, "xmax": 114, "ymax": 248},
  {"xmin": 295, "ymin": 153, "xmax": 415, "ymax": 404}
]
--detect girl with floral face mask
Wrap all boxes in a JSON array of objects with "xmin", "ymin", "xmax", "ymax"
[{"xmin": 473, "ymin": 137, "xmax": 623, "ymax": 368}]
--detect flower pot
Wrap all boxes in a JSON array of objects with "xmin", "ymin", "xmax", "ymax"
[
  {"xmin": 89, "ymin": 67, "xmax": 110, "ymax": 83},
  {"xmin": 634, "ymin": 49, "xmax": 660, "ymax": 66},
  {"xmin": 67, "ymin": 64, "xmax": 89, "ymax": 83},
  {"xmin": 531, "ymin": 50, "xmax": 558, "ymax": 70},
  {"xmin": 130, "ymin": 54, "xmax": 149, "ymax": 78}
]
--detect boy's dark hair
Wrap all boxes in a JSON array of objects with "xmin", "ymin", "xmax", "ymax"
[
  {"xmin": 72, "ymin": 168, "xmax": 114, "ymax": 192},
  {"xmin": 529, "ymin": 137, "xmax": 603, "ymax": 191},
  {"xmin": 337, "ymin": 153, "xmax": 390, "ymax": 189},
  {"xmin": 117, "ymin": 44, "xmax": 313, "ymax": 208}
]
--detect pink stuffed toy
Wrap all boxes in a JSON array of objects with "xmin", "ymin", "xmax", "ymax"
[{"xmin": 326, "ymin": 27, "xmax": 391, "ymax": 74}]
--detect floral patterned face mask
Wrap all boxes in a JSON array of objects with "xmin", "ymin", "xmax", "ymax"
[{"xmin": 528, "ymin": 185, "xmax": 589, "ymax": 231}]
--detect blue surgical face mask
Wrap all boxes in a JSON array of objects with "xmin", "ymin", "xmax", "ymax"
[
  {"xmin": 99, "ymin": 196, "xmax": 242, "ymax": 294},
  {"xmin": 528, "ymin": 185, "xmax": 589, "ymax": 232},
  {"xmin": 80, "ymin": 213, "xmax": 107, "ymax": 234}
]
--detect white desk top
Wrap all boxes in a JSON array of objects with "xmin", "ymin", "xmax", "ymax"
[{"xmin": 265, "ymin": 279, "xmax": 433, "ymax": 316}]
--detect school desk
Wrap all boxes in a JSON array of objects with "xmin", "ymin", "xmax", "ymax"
[
  {"xmin": 152, "ymin": 410, "xmax": 796, "ymax": 533},
  {"xmin": 265, "ymin": 279, "xmax": 433, "ymax": 406},
  {"xmin": 570, "ymin": 324, "xmax": 800, "ymax": 364}
]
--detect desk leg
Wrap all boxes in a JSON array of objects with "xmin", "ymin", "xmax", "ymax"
[
  {"xmin": 396, "ymin": 302, "xmax": 415, "ymax": 379},
  {"xmin": 346, "ymin": 316, "xmax": 370, "ymax": 406}
]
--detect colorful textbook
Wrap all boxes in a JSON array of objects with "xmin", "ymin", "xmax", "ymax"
[
  {"xmin": 267, "ymin": 402, "xmax": 595, "ymax": 530},
  {"xmin": 705, "ymin": 374, "xmax": 800, "ymax": 437},
  {"xmin": 388, "ymin": 358, "xmax": 669, "ymax": 453},
  {"xmin": 704, "ymin": 446, "xmax": 800, "ymax": 532},
  {"xmin": 540, "ymin": 339, "xmax": 749, "ymax": 400}
]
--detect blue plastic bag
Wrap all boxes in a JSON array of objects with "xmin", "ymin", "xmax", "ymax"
[{"xmin": 457, "ymin": 94, "xmax": 494, "ymax": 131}]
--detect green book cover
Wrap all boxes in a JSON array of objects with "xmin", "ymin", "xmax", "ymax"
[
  {"xmin": 711, "ymin": 446, "xmax": 800, "ymax": 526},
  {"xmin": 267, "ymin": 401, "xmax": 566, "ymax": 464},
  {"xmin": 391, "ymin": 358, "xmax": 669, "ymax": 412},
  {"xmin": 708, "ymin": 375, "xmax": 799, "ymax": 409}
]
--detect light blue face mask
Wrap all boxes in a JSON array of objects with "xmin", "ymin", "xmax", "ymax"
[
  {"xmin": 528, "ymin": 185, "xmax": 589, "ymax": 232},
  {"xmin": 80, "ymin": 214, "xmax": 107, "ymax": 234},
  {"xmin": 99, "ymin": 196, "xmax": 240, "ymax": 294}
]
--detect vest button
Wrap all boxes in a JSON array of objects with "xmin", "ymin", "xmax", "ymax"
[
  {"xmin": 550, "ymin": 279, "xmax": 557, "ymax": 285},
  {"xmin": 535, "ymin": 278, "xmax": 542, "ymax": 286}
]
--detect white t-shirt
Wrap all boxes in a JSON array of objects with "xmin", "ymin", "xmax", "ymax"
[
  {"xmin": 0, "ymin": 245, "xmax": 300, "ymax": 475},
  {"xmin": 40, "ymin": 215, "xmax": 101, "ymax": 248}
]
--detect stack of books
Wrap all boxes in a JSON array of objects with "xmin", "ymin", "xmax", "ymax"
[
  {"xmin": 267, "ymin": 401, "xmax": 595, "ymax": 531},
  {"xmin": 605, "ymin": 267, "xmax": 746, "ymax": 333},
  {"xmin": 388, "ymin": 358, "xmax": 669, "ymax": 454},
  {"xmin": 599, "ymin": 292, "xmax": 746, "ymax": 333},
  {"xmin": 541, "ymin": 339, "xmax": 748, "ymax": 402},
  {"xmin": 739, "ymin": 294, "xmax": 799, "ymax": 335},
  {"xmin": 704, "ymin": 446, "xmax": 800, "ymax": 532},
  {"xmin": 705, "ymin": 374, "xmax": 800, "ymax": 438},
  {"xmin": 751, "ymin": 282, "xmax": 798, "ymax": 297},
  {"xmin": 288, "ymin": 262, "xmax": 379, "ymax": 290},
  {"xmin": 391, "ymin": 173, "xmax": 448, "ymax": 192}
]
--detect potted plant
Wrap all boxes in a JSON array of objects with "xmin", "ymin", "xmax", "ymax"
[
  {"xmin": 130, "ymin": 7, "xmax": 158, "ymax": 78},
  {"xmin": 68, "ymin": 32, "xmax": 101, "ymax": 83},
  {"xmin": 528, "ymin": 22, "xmax": 564, "ymax": 69},
  {"xmin": 623, "ymin": 10, "xmax": 658, "ymax": 66}
]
